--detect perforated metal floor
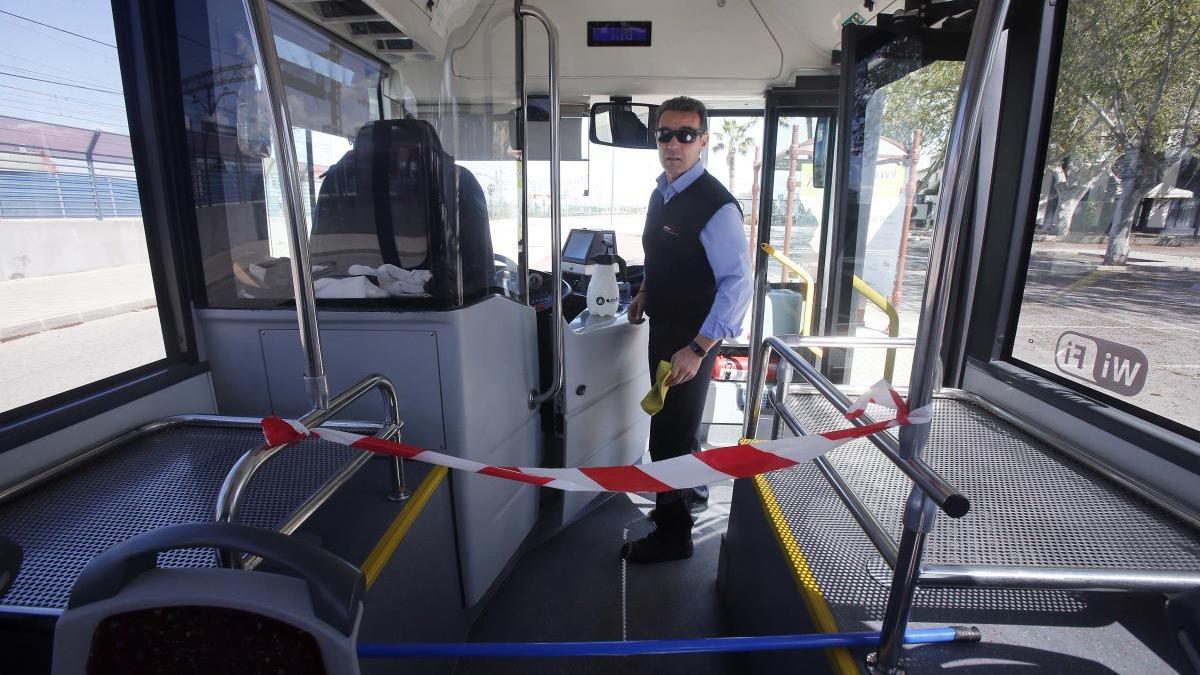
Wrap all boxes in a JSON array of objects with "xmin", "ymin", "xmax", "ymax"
[
  {"xmin": 0, "ymin": 422, "xmax": 360, "ymax": 611},
  {"xmin": 764, "ymin": 394, "xmax": 1200, "ymax": 622}
]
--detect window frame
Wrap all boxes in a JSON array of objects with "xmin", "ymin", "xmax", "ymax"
[
  {"xmin": 962, "ymin": 0, "xmax": 1200, "ymax": 462},
  {"xmin": 0, "ymin": 0, "xmax": 204, "ymax": 453}
]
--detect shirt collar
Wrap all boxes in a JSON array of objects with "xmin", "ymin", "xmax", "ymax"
[{"xmin": 656, "ymin": 160, "xmax": 706, "ymax": 202}]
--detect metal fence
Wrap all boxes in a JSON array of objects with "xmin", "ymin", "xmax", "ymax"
[{"xmin": 0, "ymin": 156, "xmax": 141, "ymax": 220}]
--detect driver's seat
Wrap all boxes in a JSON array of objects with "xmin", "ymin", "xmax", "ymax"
[{"xmin": 311, "ymin": 119, "xmax": 493, "ymax": 305}]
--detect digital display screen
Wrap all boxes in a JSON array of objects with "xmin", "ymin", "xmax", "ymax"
[
  {"xmin": 528, "ymin": 95, "xmax": 551, "ymax": 122},
  {"xmin": 562, "ymin": 231, "xmax": 596, "ymax": 262},
  {"xmin": 587, "ymin": 22, "xmax": 652, "ymax": 47}
]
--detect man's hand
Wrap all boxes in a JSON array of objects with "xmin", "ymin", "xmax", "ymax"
[
  {"xmin": 667, "ymin": 346, "xmax": 702, "ymax": 386},
  {"xmin": 628, "ymin": 290, "xmax": 646, "ymax": 324}
]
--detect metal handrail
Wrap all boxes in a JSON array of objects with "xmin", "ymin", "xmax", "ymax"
[
  {"xmin": 769, "ymin": 393, "xmax": 900, "ymax": 565},
  {"xmin": 871, "ymin": 1, "xmax": 1010, "ymax": 669},
  {"xmin": 521, "ymin": 5, "xmax": 565, "ymax": 409},
  {"xmin": 745, "ymin": 336, "xmax": 969, "ymax": 518},
  {"xmin": 917, "ymin": 564, "xmax": 1200, "ymax": 593},
  {"xmin": 244, "ymin": 0, "xmax": 329, "ymax": 409},
  {"xmin": 774, "ymin": 392, "xmax": 1200, "ymax": 593},
  {"xmin": 215, "ymin": 374, "xmax": 403, "ymax": 568},
  {"xmin": 776, "ymin": 335, "xmax": 914, "ymax": 349}
]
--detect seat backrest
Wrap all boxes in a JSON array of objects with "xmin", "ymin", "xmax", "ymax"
[
  {"xmin": 52, "ymin": 523, "xmax": 363, "ymax": 675},
  {"xmin": 311, "ymin": 119, "xmax": 494, "ymax": 306}
]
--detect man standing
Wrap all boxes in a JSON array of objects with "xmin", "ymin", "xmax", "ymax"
[{"xmin": 622, "ymin": 96, "xmax": 752, "ymax": 563}]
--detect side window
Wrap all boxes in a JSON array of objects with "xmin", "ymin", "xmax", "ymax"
[
  {"xmin": 1009, "ymin": 1, "xmax": 1200, "ymax": 437},
  {"xmin": 0, "ymin": 1, "xmax": 168, "ymax": 416}
]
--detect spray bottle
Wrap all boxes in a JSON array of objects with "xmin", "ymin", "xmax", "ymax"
[{"xmin": 586, "ymin": 243, "xmax": 621, "ymax": 318}]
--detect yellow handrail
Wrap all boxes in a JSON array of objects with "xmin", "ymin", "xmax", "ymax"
[
  {"xmin": 760, "ymin": 243, "xmax": 899, "ymax": 381},
  {"xmin": 850, "ymin": 276, "xmax": 899, "ymax": 381}
]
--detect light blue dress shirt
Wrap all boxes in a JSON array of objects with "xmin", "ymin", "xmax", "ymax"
[{"xmin": 654, "ymin": 161, "xmax": 753, "ymax": 341}]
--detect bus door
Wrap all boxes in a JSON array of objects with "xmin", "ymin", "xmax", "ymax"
[
  {"xmin": 824, "ymin": 19, "xmax": 970, "ymax": 387},
  {"xmin": 748, "ymin": 78, "xmax": 839, "ymax": 359}
]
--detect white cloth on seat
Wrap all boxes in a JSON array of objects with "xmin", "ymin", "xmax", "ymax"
[
  {"xmin": 314, "ymin": 276, "xmax": 390, "ymax": 299},
  {"xmin": 347, "ymin": 264, "xmax": 432, "ymax": 296},
  {"xmin": 310, "ymin": 265, "xmax": 433, "ymax": 299}
]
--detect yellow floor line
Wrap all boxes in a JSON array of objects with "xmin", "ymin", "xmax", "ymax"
[
  {"xmin": 362, "ymin": 465, "xmax": 448, "ymax": 590},
  {"xmin": 755, "ymin": 475, "xmax": 860, "ymax": 675}
]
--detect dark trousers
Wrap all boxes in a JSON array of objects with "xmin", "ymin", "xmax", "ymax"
[{"xmin": 647, "ymin": 322, "xmax": 720, "ymax": 520}]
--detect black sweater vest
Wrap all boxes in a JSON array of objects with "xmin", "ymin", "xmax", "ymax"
[{"xmin": 642, "ymin": 170, "xmax": 739, "ymax": 338}]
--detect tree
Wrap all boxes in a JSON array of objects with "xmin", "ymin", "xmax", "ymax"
[
  {"xmin": 711, "ymin": 119, "xmax": 756, "ymax": 192},
  {"xmin": 1050, "ymin": 0, "xmax": 1200, "ymax": 263},
  {"xmin": 1042, "ymin": 113, "xmax": 1115, "ymax": 236},
  {"xmin": 878, "ymin": 58, "xmax": 963, "ymax": 190}
]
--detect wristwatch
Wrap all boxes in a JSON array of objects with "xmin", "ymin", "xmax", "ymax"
[{"xmin": 688, "ymin": 340, "xmax": 707, "ymax": 358}]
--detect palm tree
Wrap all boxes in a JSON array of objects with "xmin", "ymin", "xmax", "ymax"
[{"xmin": 711, "ymin": 119, "xmax": 756, "ymax": 190}]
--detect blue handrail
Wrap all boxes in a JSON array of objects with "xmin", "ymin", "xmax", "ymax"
[{"xmin": 358, "ymin": 626, "xmax": 976, "ymax": 658}]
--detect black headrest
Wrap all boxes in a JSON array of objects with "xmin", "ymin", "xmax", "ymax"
[{"xmin": 312, "ymin": 119, "xmax": 493, "ymax": 306}]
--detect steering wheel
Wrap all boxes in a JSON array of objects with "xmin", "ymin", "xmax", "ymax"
[{"xmin": 494, "ymin": 254, "xmax": 520, "ymax": 295}]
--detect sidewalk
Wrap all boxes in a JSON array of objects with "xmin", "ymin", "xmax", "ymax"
[
  {"xmin": 0, "ymin": 265, "xmax": 158, "ymax": 340},
  {"xmin": 1033, "ymin": 242, "xmax": 1200, "ymax": 272}
]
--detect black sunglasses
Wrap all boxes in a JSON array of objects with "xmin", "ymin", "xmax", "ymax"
[{"xmin": 655, "ymin": 127, "xmax": 703, "ymax": 144}]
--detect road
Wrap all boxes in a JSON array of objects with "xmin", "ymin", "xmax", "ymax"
[{"xmin": 0, "ymin": 309, "xmax": 165, "ymax": 413}]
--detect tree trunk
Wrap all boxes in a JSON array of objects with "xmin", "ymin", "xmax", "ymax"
[
  {"xmin": 1104, "ymin": 148, "xmax": 1155, "ymax": 265},
  {"xmin": 1054, "ymin": 188, "xmax": 1088, "ymax": 237},
  {"xmin": 1041, "ymin": 168, "xmax": 1063, "ymax": 233}
]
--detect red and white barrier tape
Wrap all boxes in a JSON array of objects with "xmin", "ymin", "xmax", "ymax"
[{"xmin": 261, "ymin": 380, "xmax": 930, "ymax": 493}]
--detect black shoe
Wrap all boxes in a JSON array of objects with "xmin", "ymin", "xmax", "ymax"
[{"xmin": 619, "ymin": 530, "xmax": 693, "ymax": 563}]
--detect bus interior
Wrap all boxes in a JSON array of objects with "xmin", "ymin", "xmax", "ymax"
[{"xmin": 0, "ymin": 0, "xmax": 1199, "ymax": 673}]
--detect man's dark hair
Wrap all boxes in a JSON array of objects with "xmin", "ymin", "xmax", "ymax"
[{"xmin": 658, "ymin": 96, "xmax": 708, "ymax": 131}]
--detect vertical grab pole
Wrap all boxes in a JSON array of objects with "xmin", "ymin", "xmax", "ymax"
[
  {"xmin": 243, "ymin": 0, "xmax": 329, "ymax": 410},
  {"xmin": 744, "ymin": 97, "xmax": 779, "ymax": 434},
  {"xmin": 770, "ymin": 359, "xmax": 791, "ymax": 441},
  {"xmin": 516, "ymin": 1, "xmax": 529, "ymax": 303},
  {"xmin": 382, "ymin": 387, "xmax": 410, "ymax": 502},
  {"xmin": 743, "ymin": 340, "xmax": 771, "ymax": 442},
  {"xmin": 870, "ymin": 0, "xmax": 1010, "ymax": 672},
  {"xmin": 522, "ymin": 5, "xmax": 564, "ymax": 408}
]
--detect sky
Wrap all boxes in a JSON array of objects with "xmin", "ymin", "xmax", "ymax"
[
  {"xmin": 0, "ymin": 0, "xmax": 812, "ymax": 212},
  {"xmin": 0, "ymin": 0, "xmax": 131, "ymax": 134}
]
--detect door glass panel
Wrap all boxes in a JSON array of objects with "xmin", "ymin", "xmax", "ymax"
[
  {"xmin": 835, "ymin": 35, "xmax": 964, "ymax": 387},
  {"xmin": 1010, "ymin": 0, "xmax": 1200, "ymax": 435},
  {"xmin": 176, "ymin": 0, "xmax": 521, "ymax": 308},
  {"xmin": 0, "ymin": 0, "xmax": 167, "ymax": 415},
  {"xmin": 756, "ymin": 115, "xmax": 832, "ymax": 347}
]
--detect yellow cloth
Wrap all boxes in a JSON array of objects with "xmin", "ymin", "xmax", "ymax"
[{"xmin": 640, "ymin": 360, "xmax": 673, "ymax": 415}]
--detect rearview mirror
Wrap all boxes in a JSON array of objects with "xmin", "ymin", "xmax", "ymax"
[{"xmin": 589, "ymin": 102, "xmax": 658, "ymax": 150}]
